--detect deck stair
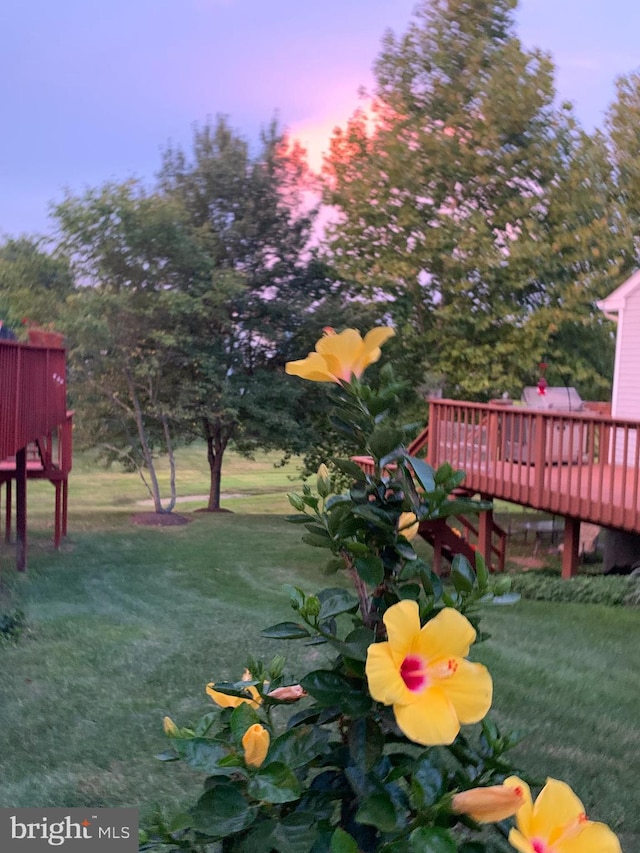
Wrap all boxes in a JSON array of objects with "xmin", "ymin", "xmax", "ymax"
[{"xmin": 353, "ymin": 421, "xmax": 506, "ymax": 574}]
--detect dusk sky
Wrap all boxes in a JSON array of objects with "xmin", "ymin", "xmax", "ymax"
[{"xmin": 1, "ymin": 0, "xmax": 639, "ymax": 238}]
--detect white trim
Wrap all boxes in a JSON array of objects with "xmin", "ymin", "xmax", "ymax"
[
  {"xmin": 597, "ymin": 269, "xmax": 640, "ymax": 313},
  {"xmin": 610, "ymin": 305, "xmax": 624, "ymax": 419}
]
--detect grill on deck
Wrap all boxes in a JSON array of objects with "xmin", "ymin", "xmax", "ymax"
[{"xmin": 505, "ymin": 387, "xmax": 586, "ymax": 464}]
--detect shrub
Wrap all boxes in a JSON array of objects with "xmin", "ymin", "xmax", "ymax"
[{"xmin": 508, "ymin": 571, "xmax": 638, "ymax": 607}]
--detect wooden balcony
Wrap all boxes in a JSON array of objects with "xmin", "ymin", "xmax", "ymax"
[
  {"xmin": 0, "ymin": 339, "xmax": 67, "ymax": 460},
  {"xmin": 426, "ymin": 399, "xmax": 640, "ymax": 576},
  {"xmin": 0, "ymin": 338, "xmax": 70, "ymax": 569}
]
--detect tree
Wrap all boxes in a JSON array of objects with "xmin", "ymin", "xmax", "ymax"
[
  {"xmin": 55, "ymin": 182, "xmax": 210, "ymax": 512},
  {"xmin": 324, "ymin": 0, "xmax": 633, "ymax": 400},
  {"xmin": 157, "ymin": 117, "xmax": 329, "ymax": 510},
  {"xmin": 607, "ymin": 71, "xmax": 640, "ymax": 250},
  {"xmin": 0, "ymin": 236, "xmax": 74, "ymax": 332}
]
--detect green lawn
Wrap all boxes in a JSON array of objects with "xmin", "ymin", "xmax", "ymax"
[{"xmin": 0, "ymin": 452, "xmax": 638, "ymax": 849}]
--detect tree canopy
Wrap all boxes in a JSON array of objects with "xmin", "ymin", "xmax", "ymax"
[{"xmin": 323, "ymin": 0, "xmax": 634, "ymax": 400}]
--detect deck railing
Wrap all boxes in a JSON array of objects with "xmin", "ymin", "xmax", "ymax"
[
  {"xmin": 427, "ymin": 399, "xmax": 640, "ymax": 533},
  {"xmin": 0, "ymin": 340, "xmax": 67, "ymax": 461}
]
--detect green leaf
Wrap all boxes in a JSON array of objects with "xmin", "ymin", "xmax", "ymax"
[
  {"xmin": 355, "ymin": 790, "xmax": 399, "ymax": 832},
  {"xmin": 398, "ymin": 583, "xmax": 421, "ymax": 601},
  {"xmin": 247, "ymin": 761, "xmax": 301, "ymax": 804},
  {"xmin": 154, "ymin": 749, "xmax": 179, "ymax": 761},
  {"xmin": 451, "ymin": 554, "xmax": 476, "ymax": 593},
  {"xmin": 368, "ymin": 425, "xmax": 404, "ymax": 459},
  {"xmin": 330, "ymin": 457, "xmax": 368, "ymax": 480},
  {"xmin": 300, "ymin": 670, "xmax": 371, "ymax": 717},
  {"xmin": 230, "ymin": 702, "xmax": 261, "ymax": 744},
  {"xmin": 271, "ymin": 812, "xmax": 318, "ymax": 853},
  {"xmin": 491, "ymin": 592, "xmax": 521, "ymax": 605},
  {"xmin": 347, "ymin": 717, "xmax": 384, "ymax": 772},
  {"xmin": 330, "ymin": 828, "xmax": 359, "ymax": 853},
  {"xmin": 267, "ymin": 724, "xmax": 329, "ymax": 769},
  {"xmin": 172, "ymin": 738, "xmax": 227, "ymax": 773},
  {"xmin": 282, "ymin": 584, "xmax": 305, "ymax": 609},
  {"xmin": 285, "ymin": 514, "xmax": 313, "ymax": 524},
  {"xmin": 408, "ymin": 455, "xmax": 436, "ymax": 492},
  {"xmin": 318, "ymin": 590, "xmax": 359, "ymax": 621},
  {"xmin": 354, "ymin": 554, "xmax": 384, "ymax": 585},
  {"xmin": 261, "ymin": 621, "xmax": 311, "ymax": 639},
  {"xmin": 475, "ymin": 551, "xmax": 489, "ymax": 590},
  {"xmin": 352, "ymin": 504, "xmax": 395, "ymax": 527},
  {"xmin": 192, "ymin": 785, "xmax": 255, "ymax": 837},
  {"xmin": 408, "ymin": 827, "xmax": 457, "ymax": 853},
  {"xmin": 302, "ymin": 533, "xmax": 334, "ymax": 549},
  {"xmin": 411, "ymin": 759, "xmax": 444, "ymax": 808},
  {"xmin": 338, "ymin": 626, "xmax": 376, "ymax": 662},
  {"xmin": 329, "ymin": 415, "xmax": 359, "ymax": 438},
  {"xmin": 396, "ymin": 542, "xmax": 417, "ymax": 561},
  {"xmin": 345, "ymin": 541, "xmax": 369, "ymax": 556}
]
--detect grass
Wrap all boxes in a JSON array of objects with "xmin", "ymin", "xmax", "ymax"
[
  {"xmin": 0, "ymin": 450, "xmax": 638, "ymax": 849},
  {"xmin": 21, "ymin": 444, "xmax": 305, "ymax": 530}
]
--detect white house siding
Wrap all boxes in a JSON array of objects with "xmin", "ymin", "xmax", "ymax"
[{"xmin": 611, "ymin": 287, "xmax": 640, "ymax": 465}]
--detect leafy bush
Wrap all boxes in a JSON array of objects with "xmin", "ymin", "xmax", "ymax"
[
  {"xmin": 0, "ymin": 608, "xmax": 26, "ymax": 643},
  {"xmin": 142, "ymin": 328, "xmax": 623, "ymax": 853},
  {"xmin": 508, "ymin": 571, "xmax": 639, "ymax": 607}
]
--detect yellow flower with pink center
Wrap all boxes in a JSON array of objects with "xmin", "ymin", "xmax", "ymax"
[
  {"xmin": 505, "ymin": 777, "xmax": 621, "ymax": 853},
  {"xmin": 365, "ymin": 600, "xmax": 492, "ymax": 745},
  {"xmin": 285, "ymin": 326, "xmax": 395, "ymax": 384}
]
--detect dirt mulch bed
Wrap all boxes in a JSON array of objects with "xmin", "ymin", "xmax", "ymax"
[
  {"xmin": 130, "ymin": 512, "xmax": 192, "ymax": 527},
  {"xmin": 508, "ymin": 555, "xmax": 546, "ymax": 571}
]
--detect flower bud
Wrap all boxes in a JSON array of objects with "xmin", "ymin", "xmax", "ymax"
[
  {"xmin": 452, "ymin": 783, "xmax": 525, "ymax": 823},
  {"xmin": 316, "ymin": 463, "xmax": 332, "ymax": 498},
  {"xmin": 288, "ymin": 492, "xmax": 306, "ymax": 512},
  {"xmin": 302, "ymin": 595, "xmax": 321, "ymax": 618},
  {"xmin": 163, "ymin": 716, "xmax": 179, "ymax": 737},
  {"xmin": 398, "ymin": 511, "xmax": 419, "ymax": 541},
  {"xmin": 268, "ymin": 684, "xmax": 307, "ymax": 701},
  {"xmin": 242, "ymin": 724, "xmax": 270, "ymax": 768}
]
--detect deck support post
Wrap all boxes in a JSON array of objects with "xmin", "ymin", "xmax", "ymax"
[
  {"xmin": 61, "ymin": 478, "xmax": 68, "ymax": 537},
  {"xmin": 432, "ymin": 535, "xmax": 443, "ymax": 576},
  {"xmin": 478, "ymin": 496, "xmax": 493, "ymax": 572},
  {"xmin": 4, "ymin": 479, "xmax": 11, "ymax": 543},
  {"xmin": 16, "ymin": 447, "xmax": 27, "ymax": 572},
  {"xmin": 54, "ymin": 481, "xmax": 62, "ymax": 549},
  {"xmin": 561, "ymin": 516, "xmax": 580, "ymax": 579}
]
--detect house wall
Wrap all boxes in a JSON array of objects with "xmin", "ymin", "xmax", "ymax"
[{"xmin": 611, "ymin": 286, "xmax": 640, "ymax": 464}]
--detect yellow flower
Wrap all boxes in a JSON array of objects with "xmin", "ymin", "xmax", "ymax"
[
  {"xmin": 398, "ymin": 511, "xmax": 419, "ymax": 541},
  {"xmin": 505, "ymin": 776, "xmax": 621, "ymax": 853},
  {"xmin": 242, "ymin": 724, "xmax": 270, "ymax": 768},
  {"xmin": 365, "ymin": 600, "xmax": 492, "ymax": 745},
  {"xmin": 452, "ymin": 782, "xmax": 526, "ymax": 823},
  {"xmin": 206, "ymin": 669, "xmax": 262, "ymax": 710},
  {"xmin": 285, "ymin": 326, "xmax": 395, "ymax": 383},
  {"xmin": 163, "ymin": 716, "xmax": 179, "ymax": 737}
]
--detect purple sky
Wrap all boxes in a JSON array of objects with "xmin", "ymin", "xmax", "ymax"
[{"xmin": 1, "ymin": 0, "xmax": 639, "ymax": 238}]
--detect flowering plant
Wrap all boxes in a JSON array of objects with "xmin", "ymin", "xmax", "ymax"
[{"xmin": 142, "ymin": 328, "xmax": 621, "ymax": 852}]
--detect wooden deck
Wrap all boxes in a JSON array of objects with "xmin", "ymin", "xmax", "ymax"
[
  {"xmin": 0, "ymin": 339, "xmax": 70, "ymax": 569},
  {"xmin": 426, "ymin": 399, "xmax": 640, "ymax": 575}
]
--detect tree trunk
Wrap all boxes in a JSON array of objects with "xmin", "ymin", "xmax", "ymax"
[
  {"xmin": 161, "ymin": 413, "xmax": 177, "ymax": 513},
  {"xmin": 125, "ymin": 368, "xmax": 165, "ymax": 513},
  {"xmin": 205, "ymin": 419, "xmax": 228, "ymax": 511}
]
